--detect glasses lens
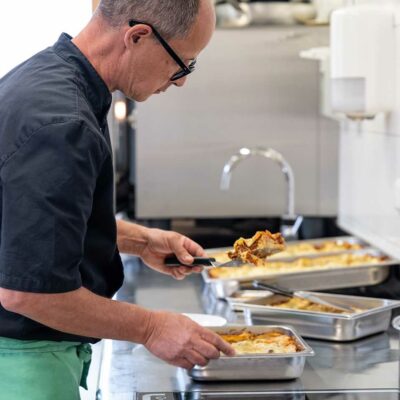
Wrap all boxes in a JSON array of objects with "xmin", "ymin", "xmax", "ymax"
[
  {"xmin": 188, "ymin": 59, "xmax": 196, "ymax": 71},
  {"xmin": 170, "ymin": 60, "xmax": 197, "ymax": 81},
  {"xmin": 171, "ymin": 70, "xmax": 187, "ymax": 81}
]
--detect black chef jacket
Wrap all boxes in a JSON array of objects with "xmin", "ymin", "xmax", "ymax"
[{"xmin": 0, "ymin": 33, "xmax": 124, "ymax": 343}]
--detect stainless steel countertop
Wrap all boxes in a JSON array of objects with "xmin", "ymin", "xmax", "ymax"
[{"xmin": 98, "ymin": 256, "xmax": 400, "ymax": 400}]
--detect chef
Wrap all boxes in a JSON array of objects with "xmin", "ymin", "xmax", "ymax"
[{"xmin": 0, "ymin": 0, "xmax": 234, "ymax": 398}]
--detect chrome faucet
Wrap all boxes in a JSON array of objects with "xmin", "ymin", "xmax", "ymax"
[{"xmin": 220, "ymin": 147, "xmax": 303, "ymax": 240}]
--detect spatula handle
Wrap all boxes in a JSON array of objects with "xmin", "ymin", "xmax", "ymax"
[
  {"xmin": 164, "ymin": 256, "xmax": 216, "ymax": 268},
  {"xmin": 252, "ymin": 280, "xmax": 293, "ymax": 298}
]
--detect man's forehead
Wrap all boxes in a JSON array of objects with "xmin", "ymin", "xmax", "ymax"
[
  {"xmin": 173, "ymin": 20, "xmax": 214, "ymax": 59},
  {"xmin": 170, "ymin": 37, "xmax": 203, "ymax": 61},
  {"xmin": 164, "ymin": 0, "xmax": 215, "ymax": 61}
]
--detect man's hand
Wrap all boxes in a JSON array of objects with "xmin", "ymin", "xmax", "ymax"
[
  {"xmin": 116, "ymin": 220, "xmax": 207, "ymax": 280},
  {"xmin": 144, "ymin": 311, "xmax": 235, "ymax": 369},
  {"xmin": 140, "ymin": 228, "xmax": 206, "ymax": 280}
]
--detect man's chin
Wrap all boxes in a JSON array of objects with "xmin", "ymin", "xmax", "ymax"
[
  {"xmin": 118, "ymin": 87, "xmax": 162, "ymax": 102},
  {"xmin": 123, "ymin": 93, "xmax": 150, "ymax": 103}
]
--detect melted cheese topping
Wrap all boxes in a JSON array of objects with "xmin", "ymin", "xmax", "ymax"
[
  {"xmin": 219, "ymin": 331, "xmax": 300, "ymax": 355},
  {"xmin": 271, "ymin": 297, "xmax": 363, "ymax": 314},
  {"xmin": 269, "ymin": 240, "xmax": 363, "ymax": 259},
  {"xmin": 272, "ymin": 297, "xmax": 344, "ymax": 313},
  {"xmin": 210, "ymin": 240, "xmax": 364, "ymax": 266}
]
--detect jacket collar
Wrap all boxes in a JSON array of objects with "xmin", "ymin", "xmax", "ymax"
[{"xmin": 53, "ymin": 33, "xmax": 112, "ymax": 120}]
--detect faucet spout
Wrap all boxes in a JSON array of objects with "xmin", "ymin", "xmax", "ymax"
[{"xmin": 220, "ymin": 150, "xmax": 250, "ymax": 191}]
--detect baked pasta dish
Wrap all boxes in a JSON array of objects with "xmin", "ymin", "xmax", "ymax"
[
  {"xmin": 228, "ymin": 230, "xmax": 286, "ymax": 265},
  {"xmin": 208, "ymin": 253, "xmax": 387, "ymax": 280},
  {"xmin": 211, "ymin": 239, "xmax": 364, "ymax": 266},
  {"xmin": 219, "ymin": 330, "xmax": 300, "ymax": 355},
  {"xmin": 270, "ymin": 297, "xmax": 363, "ymax": 314},
  {"xmin": 269, "ymin": 239, "xmax": 364, "ymax": 259},
  {"xmin": 271, "ymin": 297, "xmax": 346, "ymax": 314}
]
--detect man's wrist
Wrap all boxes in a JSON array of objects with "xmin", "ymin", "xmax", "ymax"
[
  {"xmin": 116, "ymin": 300, "xmax": 155, "ymax": 345},
  {"xmin": 134, "ymin": 307, "xmax": 156, "ymax": 345},
  {"xmin": 116, "ymin": 220, "xmax": 151, "ymax": 255},
  {"xmin": 134, "ymin": 225, "xmax": 151, "ymax": 257}
]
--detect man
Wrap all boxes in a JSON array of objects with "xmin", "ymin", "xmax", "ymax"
[{"xmin": 0, "ymin": 0, "xmax": 234, "ymax": 398}]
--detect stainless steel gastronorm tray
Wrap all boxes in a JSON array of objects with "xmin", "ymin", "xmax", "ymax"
[
  {"xmin": 202, "ymin": 248, "xmax": 398, "ymax": 298},
  {"xmin": 188, "ymin": 325, "xmax": 314, "ymax": 381},
  {"xmin": 233, "ymin": 293, "xmax": 400, "ymax": 342},
  {"xmin": 206, "ymin": 236, "xmax": 368, "ymax": 262},
  {"xmin": 226, "ymin": 290, "xmax": 273, "ymax": 305}
]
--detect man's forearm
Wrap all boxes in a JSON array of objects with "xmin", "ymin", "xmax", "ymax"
[
  {"xmin": 116, "ymin": 219, "xmax": 150, "ymax": 255},
  {"xmin": 0, "ymin": 287, "xmax": 153, "ymax": 344}
]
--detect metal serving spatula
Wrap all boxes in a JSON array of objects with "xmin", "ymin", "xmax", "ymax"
[
  {"xmin": 252, "ymin": 281, "xmax": 354, "ymax": 313},
  {"xmin": 164, "ymin": 256, "xmax": 243, "ymax": 268}
]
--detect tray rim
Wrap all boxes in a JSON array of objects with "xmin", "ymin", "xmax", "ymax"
[
  {"xmin": 198, "ymin": 324, "xmax": 315, "ymax": 361},
  {"xmin": 232, "ymin": 292, "xmax": 400, "ymax": 320},
  {"xmin": 202, "ymin": 249, "xmax": 398, "ymax": 284}
]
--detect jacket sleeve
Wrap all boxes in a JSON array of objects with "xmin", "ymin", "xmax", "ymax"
[{"xmin": 0, "ymin": 120, "xmax": 106, "ymax": 293}]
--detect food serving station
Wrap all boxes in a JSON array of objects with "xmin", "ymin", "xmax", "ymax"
[
  {"xmin": 97, "ymin": 256, "xmax": 400, "ymax": 400},
  {"xmin": 97, "ymin": 3, "xmax": 400, "ymax": 400}
]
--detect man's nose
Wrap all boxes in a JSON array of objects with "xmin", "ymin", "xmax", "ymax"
[{"xmin": 172, "ymin": 76, "xmax": 188, "ymax": 87}]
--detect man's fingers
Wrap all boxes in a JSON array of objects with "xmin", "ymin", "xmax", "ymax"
[
  {"xmin": 169, "ymin": 237, "xmax": 194, "ymax": 265},
  {"xmin": 171, "ymin": 269, "xmax": 186, "ymax": 280},
  {"xmin": 173, "ymin": 358, "xmax": 194, "ymax": 370},
  {"xmin": 185, "ymin": 350, "xmax": 209, "ymax": 367},
  {"xmin": 168, "ymin": 265, "xmax": 202, "ymax": 280},
  {"xmin": 175, "ymin": 250, "xmax": 194, "ymax": 265},
  {"xmin": 179, "ymin": 266, "xmax": 203, "ymax": 274},
  {"xmin": 201, "ymin": 330, "xmax": 236, "ymax": 356},
  {"xmin": 166, "ymin": 266, "xmax": 186, "ymax": 280},
  {"xmin": 194, "ymin": 339, "xmax": 221, "ymax": 360},
  {"xmin": 171, "ymin": 235, "xmax": 206, "ymax": 265},
  {"xmin": 188, "ymin": 239, "xmax": 206, "ymax": 257}
]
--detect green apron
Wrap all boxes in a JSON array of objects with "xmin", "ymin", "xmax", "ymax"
[{"xmin": 0, "ymin": 337, "xmax": 92, "ymax": 400}]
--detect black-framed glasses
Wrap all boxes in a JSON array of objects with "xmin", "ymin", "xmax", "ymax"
[{"xmin": 129, "ymin": 19, "xmax": 196, "ymax": 82}]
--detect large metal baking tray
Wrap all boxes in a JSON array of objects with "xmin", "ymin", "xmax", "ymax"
[
  {"xmin": 206, "ymin": 236, "xmax": 369, "ymax": 262},
  {"xmin": 234, "ymin": 293, "xmax": 400, "ymax": 341},
  {"xmin": 203, "ymin": 248, "xmax": 397, "ymax": 298},
  {"xmin": 226, "ymin": 290, "xmax": 273, "ymax": 305},
  {"xmin": 188, "ymin": 325, "xmax": 314, "ymax": 381}
]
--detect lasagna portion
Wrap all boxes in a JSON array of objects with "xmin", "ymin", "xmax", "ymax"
[
  {"xmin": 269, "ymin": 239, "xmax": 363, "ymax": 259},
  {"xmin": 228, "ymin": 230, "xmax": 286, "ymax": 265},
  {"xmin": 219, "ymin": 330, "xmax": 300, "ymax": 355},
  {"xmin": 209, "ymin": 253, "xmax": 387, "ymax": 279},
  {"xmin": 270, "ymin": 297, "xmax": 363, "ymax": 314},
  {"xmin": 271, "ymin": 297, "xmax": 346, "ymax": 314}
]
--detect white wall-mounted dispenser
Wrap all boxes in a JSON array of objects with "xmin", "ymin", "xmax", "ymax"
[{"xmin": 330, "ymin": 5, "xmax": 397, "ymax": 120}]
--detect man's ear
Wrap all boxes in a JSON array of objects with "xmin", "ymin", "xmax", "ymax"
[{"xmin": 124, "ymin": 24, "xmax": 152, "ymax": 48}]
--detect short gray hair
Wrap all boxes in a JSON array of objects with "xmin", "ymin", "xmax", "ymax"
[{"xmin": 98, "ymin": 0, "xmax": 201, "ymax": 39}]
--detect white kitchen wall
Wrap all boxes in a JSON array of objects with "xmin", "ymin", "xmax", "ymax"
[
  {"xmin": 338, "ymin": 0, "xmax": 400, "ymax": 259},
  {"xmin": 136, "ymin": 25, "xmax": 339, "ymax": 219},
  {"xmin": 0, "ymin": 0, "xmax": 92, "ymax": 78}
]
